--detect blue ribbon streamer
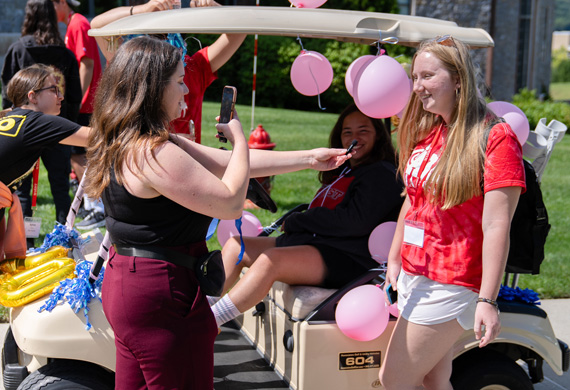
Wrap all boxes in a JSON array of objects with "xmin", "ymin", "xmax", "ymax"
[
  {"xmin": 498, "ymin": 285, "xmax": 540, "ymax": 305},
  {"xmin": 38, "ymin": 260, "xmax": 105, "ymax": 331},
  {"xmin": 235, "ymin": 217, "xmax": 245, "ymax": 265},
  {"xmin": 206, "ymin": 218, "xmax": 219, "ymax": 241}
]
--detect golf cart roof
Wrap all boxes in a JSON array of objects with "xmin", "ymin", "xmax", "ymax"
[{"xmin": 88, "ymin": 6, "xmax": 494, "ymax": 48}]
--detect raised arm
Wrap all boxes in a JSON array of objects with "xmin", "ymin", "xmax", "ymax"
[{"xmin": 91, "ymin": 0, "xmax": 176, "ymax": 62}]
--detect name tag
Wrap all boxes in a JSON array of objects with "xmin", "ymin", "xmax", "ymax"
[
  {"xmin": 24, "ymin": 217, "xmax": 41, "ymax": 238},
  {"xmin": 403, "ymin": 220, "xmax": 424, "ymax": 248}
]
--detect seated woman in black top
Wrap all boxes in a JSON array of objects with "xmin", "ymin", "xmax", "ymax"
[{"xmin": 211, "ymin": 104, "xmax": 404, "ymax": 327}]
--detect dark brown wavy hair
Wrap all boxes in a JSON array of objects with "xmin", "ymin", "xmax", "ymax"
[
  {"xmin": 84, "ymin": 36, "xmax": 182, "ymax": 199},
  {"xmin": 318, "ymin": 104, "xmax": 397, "ymax": 185},
  {"xmin": 21, "ymin": 0, "xmax": 64, "ymax": 46}
]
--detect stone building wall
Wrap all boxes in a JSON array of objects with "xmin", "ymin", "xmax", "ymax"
[{"xmin": 0, "ymin": 0, "xmax": 28, "ymax": 80}]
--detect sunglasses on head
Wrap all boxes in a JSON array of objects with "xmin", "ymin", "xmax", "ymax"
[{"xmin": 436, "ymin": 35, "xmax": 457, "ymax": 48}]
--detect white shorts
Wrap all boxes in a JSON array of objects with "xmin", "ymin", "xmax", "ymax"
[{"xmin": 396, "ymin": 270, "xmax": 478, "ymax": 330}]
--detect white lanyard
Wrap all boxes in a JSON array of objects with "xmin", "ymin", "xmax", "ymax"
[{"xmin": 308, "ymin": 167, "xmax": 351, "ymax": 208}]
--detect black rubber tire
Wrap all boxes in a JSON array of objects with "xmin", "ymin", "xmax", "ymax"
[
  {"xmin": 16, "ymin": 360, "xmax": 113, "ymax": 390},
  {"xmin": 451, "ymin": 353, "xmax": 533, "ymax": 390}
]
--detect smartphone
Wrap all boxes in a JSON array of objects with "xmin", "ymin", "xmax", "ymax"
[
  {"xmin": 346, "ymin": 140, "xmax": 358, "ymax": 155},
  {"xmin": 218, "ymin": 86, "xmax": 237, "ymax": 143},
  {"xmin": 387, "ymin": 283, "xmax": 398, "ymax": 305}
]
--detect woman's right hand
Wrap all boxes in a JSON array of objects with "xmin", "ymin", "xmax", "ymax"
[
  {"xmin": 142, "ymin": 0, "xmax": 176, "ymax": 12},
  {"xmin": 215, "ymin": 109, "xmax": 246, "ymax": 146},
  {"xmin": 384, "ymin": 261, "xmax": 401, "ymax": 304}
]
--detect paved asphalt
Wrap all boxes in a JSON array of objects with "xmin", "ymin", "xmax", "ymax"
[{"xmin": 1, "ymin": 299, "xmax": 569, "ymax": 390}]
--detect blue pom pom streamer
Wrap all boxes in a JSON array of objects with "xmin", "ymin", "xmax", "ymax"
[
  {"xmin": 498, "ymin": 285, "xmax": 540, "ymax": 305},
  {"xmin": 38, "ymin": 260, "xmax": 105, "ymax": 331},
  {"xmin": 27, "ymin": 222, "xmax": 83, "ymax": 255}
]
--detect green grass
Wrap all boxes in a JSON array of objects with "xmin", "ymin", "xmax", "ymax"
[
  {"xmin": 1, "ymin": 100, "xmax": 568, "ymax": 325},
  {"xmin": 550, "ymin": 82, "xmax": 570, "ymax": 101}
]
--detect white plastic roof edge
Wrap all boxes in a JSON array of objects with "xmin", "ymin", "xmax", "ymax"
[{"xmin": 88, "ymin": 6, "xmax": 494, "ymax": 48}]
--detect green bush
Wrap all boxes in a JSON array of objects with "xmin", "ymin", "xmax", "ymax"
[
  {"xmin": 511, "ymin": 88, "xmax": 570, "ymax": 129},
  {"xmin": 551, "ymin": 48, "xmax": 570, "ymax": 83}
]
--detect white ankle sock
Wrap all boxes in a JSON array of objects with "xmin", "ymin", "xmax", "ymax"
[
  {"xmin": 211, "ymin": 295, "xmax": 241, "ymax": 327},
  {"xmin": 206, "ymin": 295, "xmax": 220, "ymax": 306}
]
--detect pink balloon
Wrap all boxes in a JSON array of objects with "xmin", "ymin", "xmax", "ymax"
[
  {"xmin": 217, "ymin": 211, "xmax": 262, "ymax": 247},
  {"xmin": 487, "ymin": 101, "xmax": 526, "ymax": 117},
  {"xmin": 488, "ymin": 101, "xmax": 530, "ymax": 146},
  {"xmin": 368, "ymin": 221, "xmax": 397, "ymax": 264},
  {"xmin": 388, "ymin": 302, "xmax": 399, "ymax": 318},
  {"xmin": 353, "ymin": 55, "xmax": 411, "ymax": 119},
  {"xmin": 335, "ymin": 285, "xmax": 389, "ymax": 341},
  {"xmin": 345, "ymin": 55, "xmax": 376, "ymax": 97},
  {"xmin": 290, "ymin": 50, "xmax": 333, "ymax": 96},
  {"xmin": 289, "ymin": 0, "xmax": 327, "ymax": 7},
  {"xmin": 502, "ymin": 112, "xmax": 530, "ymax": 146}
]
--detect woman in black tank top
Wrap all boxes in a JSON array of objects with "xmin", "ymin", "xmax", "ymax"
[{"xmin": 83, "ymin": 36, "xmax": 350, "ymax": 389}]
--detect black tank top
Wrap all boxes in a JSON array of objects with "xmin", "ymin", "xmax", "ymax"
[{"xmin": 102, "ymin": 170, "xmax": 212, "ymax": 246}]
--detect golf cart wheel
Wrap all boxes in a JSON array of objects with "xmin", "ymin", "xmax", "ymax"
[
  {"xmin": 451, "ymin": 352, "xmax": 533, "ymax": 390},
  {"xmin": 17, "ymin": 360, "xmax": 113, "ymax": 390}
]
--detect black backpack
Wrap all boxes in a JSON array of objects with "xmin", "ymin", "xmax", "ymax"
[{"xmin": 484, "ymin": 120, "xmax": 551, "ymax": 274}]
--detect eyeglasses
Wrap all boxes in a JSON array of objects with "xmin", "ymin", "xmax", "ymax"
[
  {"xmin": 35, "ymin": 85, "xmax": 62, "ymax": 97},
  {"xmin": 436, "ymin": 35, "xmax": 456, "ymax": 48}
]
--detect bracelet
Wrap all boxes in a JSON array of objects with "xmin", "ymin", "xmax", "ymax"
[
  {"xmin": 130, "ymin": 5, "xmax": 134, "ymax": 15},
  {"xmin": 477, "ymin": 297, "xmax": 499, "ymax": 309}
]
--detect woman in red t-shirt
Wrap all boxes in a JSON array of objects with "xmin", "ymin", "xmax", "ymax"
[{"xmin": 380, "ymin": 36, "xmax": 525, "ymax": 390}]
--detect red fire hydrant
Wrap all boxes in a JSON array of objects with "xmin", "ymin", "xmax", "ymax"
[{"xmin": 248, "ymin": 124, "xmax": 276, "ymax": 197}]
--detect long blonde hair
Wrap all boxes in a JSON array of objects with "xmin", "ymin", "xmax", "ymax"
[
  {"xmin": 84, "ymin": 36, "xmax": 182, "ymax": 199},
  {"xmin": 398, "ymin": 36, "xmax": 495, "ymax": 209}
]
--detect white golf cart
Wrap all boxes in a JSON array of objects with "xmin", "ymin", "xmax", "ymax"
[{"xmin": 2, "ymin": 6, "xmax": 568, "ymax": 390}]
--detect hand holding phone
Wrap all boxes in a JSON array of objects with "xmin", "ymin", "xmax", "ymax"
[
  {"xmin": 218, "ymin": 86, "xmax": 237, "ymax": 143},
  {"xmin": 386, "ymin": 283, "xmax": 397, "ymax": 305}
]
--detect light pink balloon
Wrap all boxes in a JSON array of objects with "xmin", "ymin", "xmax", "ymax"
[
  {"xmin": 388, "ymin": 302, "xmax": 399, "ymax": 318},
  {"xmin": 345, "ymin": 55, "xmax": 376, "ymax": 97},
  {"xmin": 368, "ymin": 221, "xmax": 397, "ymax": 264},
  {"xmin": 335, "ymin": 285, "xmax": 389, "ymax": 341},
  {"xmin": 217, "ymin": 211, "xmax": 262, "ymax": 247},
  {"xmin": 488, "ymin": 101, "xmax": 530, "ymax": 146},
  {"xmin": 502, "ymin": 112, "xmax": 530, "ymax": 146},
  {"xmin": 353, "ymin": 55, "xmax": 411, "ymax": 119},
  {"xmin": 289, "ymin": 0, "xmax": 327, "ymax": 7},
  {"xmin": 290, "ymin": 50, "xmax": 333, "ymax": 96}
]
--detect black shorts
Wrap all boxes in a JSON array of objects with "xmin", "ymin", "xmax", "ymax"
[{"xmin": 311, "ymin": 244, "xmax": 374, "ymax": 289}]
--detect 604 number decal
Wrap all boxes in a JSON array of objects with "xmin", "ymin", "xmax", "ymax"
[{"xmin": 339, "ymin": 351, "xmax": 380, "ymax": 370}]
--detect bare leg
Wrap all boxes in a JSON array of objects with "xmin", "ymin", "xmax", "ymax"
[
  {"xmin": 227, "ymin": 244, "xmax": 327, "ymax": 313},
  {"xmin": 379, "ymin": 317, "xmax": 464, "ymax": 390},
  {"xmin": 70, "ymin": 153, "xmax": 87, "ymax": 182},
  {"xmin": 221, "ymin": 236, "xmax": 277, "ymax": 294}
]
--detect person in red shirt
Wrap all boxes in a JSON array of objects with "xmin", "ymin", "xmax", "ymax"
[
  {"xmin": 379, "ymin": 36, "xmax": 525, "ymax": 390},
  {"xmin": 91, "ymin": 0, "xmax": 246, "ymax": 144},
  {"xmin": 53, "ymin": 0, "xmax": 106, "ymax": 229}
]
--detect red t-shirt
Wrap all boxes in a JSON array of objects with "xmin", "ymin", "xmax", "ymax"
[
  {"xmin": 309, "ymin": 170, "xmax": 355, "ymax": 210},
  {"xmin": 401, "ymin": 122, "xmax": 526, "ymax": 291},
  {"xmin": 65, "ymin": 13, "xmax": 102, "ymax": 114},
  {"xmin": 171, "ymin": 48, "xmax": 217, "ymax": 144}
]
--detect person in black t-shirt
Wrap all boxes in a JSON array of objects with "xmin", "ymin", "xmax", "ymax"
[{"xmin": 0, "ymin": 64, "xmax": 90, "ymax": 247}]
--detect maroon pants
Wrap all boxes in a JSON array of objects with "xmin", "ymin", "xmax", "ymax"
[{"xmin": 102, "ymin": 246, "xmax": 217, "ymax": 390}]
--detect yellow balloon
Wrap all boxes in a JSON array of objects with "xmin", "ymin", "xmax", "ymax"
[
  {"xmin": 0, "ymin": 246, "xmax": 69, "ymax": 275},
  {"xmin": 0, "ymin": 257, "xmax": 76, "ymax": 307}
]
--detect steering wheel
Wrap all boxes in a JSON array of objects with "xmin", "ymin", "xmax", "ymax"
[{"xmin": 246, "ymin": 178, "xmax": 278, "ymax": 213}]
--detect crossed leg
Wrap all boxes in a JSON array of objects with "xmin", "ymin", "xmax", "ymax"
[
  {"xmin": 219, "ymin": 236, "xmax": 327, "ymax": 314},
  {"xmin": 379, "ymin": 316, "xmax": 465, "ymax": 390}
]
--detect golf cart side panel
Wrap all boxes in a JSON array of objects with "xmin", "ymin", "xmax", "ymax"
[
  {"xmin": 10, "ymin": 296, "xmax": 116, "ymax": 371},
  {"xmin": 88, "ymin": 7, "xmax": 494, "ymax": 49},
  {"xmin": 453, "ymin": 310, "xmax": 564, "ymax": 376},
  {"xmin": 238, "ymin": 298, "xmax": 396, "ymax": 390}
]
